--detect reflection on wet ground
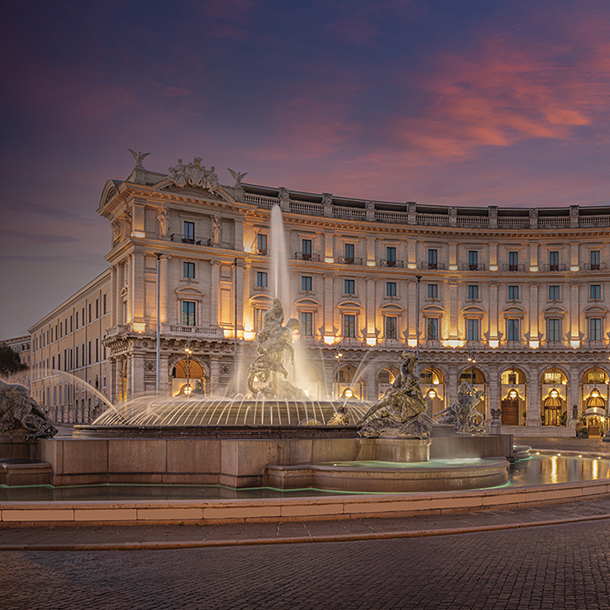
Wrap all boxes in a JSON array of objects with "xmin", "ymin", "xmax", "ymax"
[{"xmin": 1, "ymin": 455, "xmax": 608, "ymax": 501}]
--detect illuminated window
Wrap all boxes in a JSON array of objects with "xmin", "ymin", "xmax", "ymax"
[
  {"xmin": 549, "ymin": 251, "xmax": 559, "ymax": 270},
  {"xmin": 549, "ymin": 285, "xmax": 560, "ymax": 300},
  {"xmin": 509, "ymin": 251, "xmax": 519, "ymax": 271},
  {"xmin": 385, "ymin": 316, "xmax": 397, "ymax": 339},
  {"xmin": 468, "ymin": 250, "xmax": 478, "ymax": 269},
  {"xmin": 343, "ymin": 314, "xmax": 356, "ymax": 338},
  {"xmin": 386, "ymin": 247, "xmax": 396, "ymax": 266},
  {"xmin": 254, "ymin": 308, "xmax": 266, "ymax": 332},
  {"xmin": 467, "ymin": 285, "xmax": 478, "ymax": 300},
  {"xmin": 183, "ymin": 221, "xmax": 195, "ymax": 243},
  {"xmin": 344, "ymin": 243, "xmax": 355, "ymax": 262},
  {"xmin": 256, "ymin": 271, "xmax": 268, "ymax": 287},
  {"xmin": 467, "ymin": 319, "xmax": 479, "ymax": 341},
  {"xmin": 386, "ymin": 282, "xmax": 397, "ymax": 297},
  {"xmin": 183, "ymin": 262, "xmax": 195, "ymax": 278},
  {"xmin": 182, "ymin": 301, "xmax": 196, "ymax": 326},
  {"xmin": 591, "ymin": 250, "xmax": 601, "ymax": 270},
  {"xmin": 257, "ymin": 233, "xmax": 267, "ymax": 255},
  {"xmin": 428, "ymin": 249, "xmax": 438, "ymax": 269},
  {"xmin": 301, "ymin": 239, "xmax": 312, "ymax": 260},
  {"xmin": 300, "ymin": 311, "xmax": 313, "ymax": 336},
  {"xmin": 590, "ymin": 318, "xmax": 602, "ymax": 341},
  {"xmin": 301, "ymin": 276, "xmax": 312, "ymax": 291},
  {"xmin": 428, "ymin": 284, "xmax": 438, "ymax": 299}
]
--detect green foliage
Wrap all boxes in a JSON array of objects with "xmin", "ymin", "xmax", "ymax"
[{"xmin": 0, "ymin": 344, "xmax": 28, "ymax": 376}]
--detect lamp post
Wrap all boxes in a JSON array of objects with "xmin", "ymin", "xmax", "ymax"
[
  {"xmin": 184, "ymin": 343, "xmax": 192, "ymax": 396},
  {"xmin": 234, "ymin": 258, "xmax": 238, "ymax": 396},
  {"xmin": 415, "ymin": 275, "xmax": 422, "ymax": 376},
  {"xmin": 467, "ymin": 347, "xmax": 476, "ymax": 386},
  {"xmin": 155, "ymin": 253, "xmax": 162, "ymax": 394},
  {"xmin": 335, "ymin": 352, "xmax": 343, "ymax": 399}
]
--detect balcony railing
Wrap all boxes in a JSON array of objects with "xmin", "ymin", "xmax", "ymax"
[
  {"xmin": 294, "ymin": 252, "xmax": 321, "ymax": 261},
  {"xmin": 168, "ymin": 326, "xmax": 225, "ymax": 338},
  {"xmin": 379, "ymin": 259, "xmax": 404, "ymax": 268},
  {"xmin": 461, "ymin": 263, "xmax": 487, "ymax": 271},
  {"xmin": 420, "ymin": 262, "xmax": 446, "ymax": 270},
  {"xmin": 257, "ymin": 247, "xmax": 268, "ymax": 256},
  {"xmin": 501, "ymin": 263, "xmax": 526, "ymax": 272},
  {"xmin": 541, "ymin": 263, "xmax": 568, "ymax": 272},
  {"xmin": 170, "ymin": 234, "xmax": 212, "ymax": 246},
  {"xmin": 584, "ymin": 263, "xmax": 607, "ymax": 271},
  {"xmin": 498, "ymin": 218, "xmax": 530, "ymax": 229},
  {"xmin": 338, "ymin": 256, "xmax": 363, "ymax": 265}
]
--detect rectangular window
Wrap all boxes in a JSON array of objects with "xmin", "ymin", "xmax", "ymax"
[
  {"xmin": 591, "ymin": 284, "xmax": 601, "ymax": 300},
  {"xmin": 70, "ymin": 315, "xmax": 73, "ymax": 332},
  {"xmin": 548, "ymin": 318, "xmax": 561, "ymax": 342},
  {"xmin": 386, "ymin": 247, "xmax": 396, "ymax": 266},
  {"xmin": 385, "ymin": 316, "xmax": 397, "ymax": 339},
  {"xmin": 549, "ymin": 285, "xmax": 560, "ymax": 300},
  {"xmin": 386, "ymin": 282, "xmax": 397, "ymax": 297},
  {"xmin": 590, "ymin": 318, "xmax": 602, "ymax": 341},
  {"xmin": 508, "ymin": 285, "xmax": 519, "ymax": 300},
  {"xmin": 257, "ymin": 233, "xmax": 267, "ymax": 255},
  {"xmin": 467, "ymin": 285, "xmax": 479, "ymax": 300},
  {"xmin": 75, "ymin": 311, "xmax": 79, "ymax": 329},
  {"xmin": 344, "ymin": 243, "xmax": 355, "ymax": 262},
  {"xmin": 254, "ymin": 309, "xmax": 266, "ymax": 333},
  {"xmin": 301, "ymin": 239, "xmax": 312, "ymax": 260},
  {"xmin": 549, "ymin": 251, "xmax": 559, "ymax": 271},
  {"xmin": 81, "ymin": 344, "xmax": 85, "ymax": 367},
  {"xmin": 427, "ymin": 318, "xmax": 439, "ymax": 340},
  {"xmin": 103, "ymin": 294, "xmax": 107, "ymax": 315},
  {"xmin": 82, "ymin": 307, "xmax": 85, "ymax": 325},
  {"xmin": 428, "ymin": 284, "xmax": 438, "ymax": 299},
  {"xmin": 344, "ymin": 279, "xmax": 355, "ymax": 295},
  {"xmin": 507, "ymin": 319, "xmax": 520, "ymax": 341},
  {"xmin": 88, "ymin": 340, "xmax": 92, "ymax": 365},
  {"xmin": 468, "ymin": 250, "xmax": 478, "ymax": 269},
  {"xmin": 60, "ymin": 321, "xmax": 63, "ymax": 338},
  {"xmin": 428, "ymin": 249, "xmax": 438, "ymax": 269},
  {"xmin": 300, "ymin": 311, "xmax": 313, "ymax": 336},
  {"xmin": 75, "ymin": 346, "xmax": 79, "ymax": 368},
  {"xmin": 591, "ymin": 250, "xmax": 601, "ymax": 270},
  {"xmin": 183, "ymin": 262, "xmax": 195, "ymax": 278},
  {"xmin": 182, "ymin": 301, "xmax": 196, "ymax": 326},
  {"xmin": 95, "ymin": 338, "xmax": 99, "ymax": 362},
  {"xmin": 467, "ymin": 319, "xmax": 479, "ymax": 341},
  {"xmin": 95, "ymin": 298, "xmax": 99, "ymax": 318},
  {"xmin": 301, "ymin": 276, "xmax": 312, "ymax": 291},
  {"xmin": 343, "ymin": 314, "xmax": 356, "ymax": 338},
  {"xmin": 183, "ymin": 221, "xmax": 195, "ymax": 243},
  {"xmin": 256, "ymin": 271, "xmax": 268, "ymax": 287},
  {"xmin": 88, "ymin": 303, "xmax": 92, "ymax": 323},
  {"xmin": 509, "ymin": 251, "xmax": 519, "ymax": 271}
]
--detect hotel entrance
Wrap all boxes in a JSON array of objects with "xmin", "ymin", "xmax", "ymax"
[{"xmin": 500, "ymin": 367, "xmax": 526, "ymax": 425}]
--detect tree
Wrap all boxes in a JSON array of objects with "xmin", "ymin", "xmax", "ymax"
[{"xmin": 0, "ymin": 344, "xmax": 28, "ymax": 377}]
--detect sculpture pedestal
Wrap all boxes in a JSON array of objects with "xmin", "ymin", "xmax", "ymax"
[
  {"xmin": 0, "ymin": 429, "xmax": 36, "ymax": 460},
  {"xmin": 358, "ymin": 438, "xmax": 430, "ymax": 463}
]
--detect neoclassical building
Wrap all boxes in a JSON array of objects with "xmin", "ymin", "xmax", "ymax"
[{"xmin": 29, "ymin": 153, "xmax": 610, "ymax": 435}]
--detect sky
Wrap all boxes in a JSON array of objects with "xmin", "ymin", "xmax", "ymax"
[{"xmin": 2, "ymin": 0, "xmax": 610, "ymax": 338}]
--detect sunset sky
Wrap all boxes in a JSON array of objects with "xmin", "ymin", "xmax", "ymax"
[{"xmin": 2, "ymin": 0, "xmax": 610, "ymax": 338}]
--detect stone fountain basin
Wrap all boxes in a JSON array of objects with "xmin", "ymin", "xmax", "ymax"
[{"xmin": 266, "ymin": 458, "xmax": 509, "ymax": 493}]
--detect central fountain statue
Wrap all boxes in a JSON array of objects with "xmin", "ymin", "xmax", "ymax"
[
  {"xmin": 436, "ymin": 380, "xmax": 485, "ymax": 435},
  {"xmin": 357, "ymin": 351, "xmax": 433, "ymax": 439},
  {"xmin": 247, "ymin": 299, "xmax": 308, "ymax": 400}
]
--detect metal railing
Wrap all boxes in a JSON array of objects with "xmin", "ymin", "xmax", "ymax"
[
  {"xmin": 379, "ymin": 259, "xmax": 404, "ymax": 268},
  {"xmin": 584, "ymin": 263, "xmax": 607, "ymax": 271},
  {"xmin": 460, "ymin": 263, "xmax": 487, "ymax": 271},
  {"xmin": 420, "ymin": 262, "xmax": 446, "ymax": 270},
  {"xmin": 294, "ymin": 252, "xmax": 321, "ymax": 261},
  {"xmin": 501, "ymin": 263, "xmax": 526, "ymax": 272},
  {"xmin": 541, "ymin": 263, "xmax": 568, "ymax": 272},
  {"xmin": 338, "ymin": 256, "xmax": 363, "ymax": 265}
]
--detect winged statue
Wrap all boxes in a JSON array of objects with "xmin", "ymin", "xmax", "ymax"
[{"xmin": 228, "ymin": 168, "xmax": 248, "ymax": 187}]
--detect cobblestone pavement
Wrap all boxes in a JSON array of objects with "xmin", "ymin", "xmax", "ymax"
[{"xmin": 2, "ymin": 519, "xmax": 610, "ymax": 610}]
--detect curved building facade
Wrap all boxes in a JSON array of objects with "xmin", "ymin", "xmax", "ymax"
[{"xmin": 30, "ymin": 155, "xmax": 610, "ymax": 434}]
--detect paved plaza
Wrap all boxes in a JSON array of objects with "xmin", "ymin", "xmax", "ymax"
[{"xmin": 2, "ymin": 436, "xmax": 610, "ymax": 609}]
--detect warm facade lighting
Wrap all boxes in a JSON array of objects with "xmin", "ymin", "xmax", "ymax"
[
  {"xmin": 325, "ymin": 257, "xmax": 334, "ymax": 264},
  {"xmin": 571, "ymin": 266, "xmax": 579, "ymax": 272},
  {"xmin": 133, "ymin": 230, "xmax": 145, "ymax": 238},
  {"xmin": 132, "ymin": 322, "xmax": 146, "ymax": 333},
  {"xmin": 570, "ymin": 340, "xmax": 580, "ymax": 349},
  {"xmin": 344, "ymin": 388, "xmax": 353, "ymax": 398},
  {"xmin": 366, "ymin": 337, "xmax": 376, "ymax": 346},
  {"xmin": 529, "ymin": 340, "xmax": 540, "ymax": 349},
  {"xmin": 489, "ymin": 265, "xmax": 498, "ymax": 271},
  {"xmin": 489, "ymin": 340, "xmax": 499, "ymax": 348},
  {"xmin": 407, "ymin": 339, "xmax": 417, "ymax": 347},
  {"xmin": 244, "ymin": 331, "xmax": 256, "ymax": 341},
  {"xmin": 367, "ymin": 261, "xmax": 376, "ymax": 267},
  {"xmin": 324, "ymin": 336, "xmax": 336, "ymax": 345},
  {"xmin": 530, "ymin": 266, "xmax": 538, "ymax": 272},
  {"xmin": 428, "ymin": 389, "xmax": 436, "ymax": 399},
  {"xmin": 408, "ymin": 263, "xmax": 417, "ymax": 269},
  {"xmin": 443, "ymin": 340, "xmax": 463, "ymax": 348},
  {"xmin": 449, "ymin": 265, "xmax": 457, "ymax": 271}
]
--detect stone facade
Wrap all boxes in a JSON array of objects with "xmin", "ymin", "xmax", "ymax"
[{"xmin": 28, "ymin": 154, "xmax": 610, "ymax": 432}]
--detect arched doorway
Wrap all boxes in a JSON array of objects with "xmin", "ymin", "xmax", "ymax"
[
  {"xmin": 420, "ymin": 367, "xmax": 446, "ymax": 418},
  {"xmin": 541, "ymin": 367, "xmax": 567, "ymax": 426},
  {"xmin": 377, "ymin": 366, "xmax": 400, "ymax": 399},
  {"xmin": 335, "ymin": 365, "xmax": 365, "ymax": 400},
  {"xmin": 582, "ymin": 367, "xmax": 609, "ymax": 436},
  {"xmin": 458, "ymin": 367, "xmax": 486, "ymax": 416},
  {"xmin": 172, "ymin": 359, "xmax": 206, "ymax": 397},
  {"xmin": 500, "ymin": 367, "xmax": 527, "ymax": 426}
]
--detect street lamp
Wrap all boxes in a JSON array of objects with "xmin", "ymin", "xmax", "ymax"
[
  {"xmin": 184, "ymin": 344, "xmax": 192, "ymax": 396},
  {"xmin": 415, "ymin": 275, "xmax": 422, "ymax": 376},
  {"xmin": 155, "ymin": 252, "xmax": 162, "ymax": 394},
  {"xmin": 467, "ymin": 347, "xmax": 476, "ymax": 386},
  {"xmin": 335, "ymin": 352, "xmax": 343, "ymax": 399}
]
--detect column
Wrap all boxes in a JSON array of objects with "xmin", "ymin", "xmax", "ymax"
[
  {"xmin": 234, "ymin": 219, "xmax": 244, "ymax": 251},
  {"xmin": 529, "ymin": 243, "xmax": 538, "ymax": 271},
  {"xmin": 487, "ymin": 364, "xmax": 499, "ymax": 421},
  {"xmin": 131, "ymin": 252, "xmax": 145, "ymax": 323},
  {"xmin": 125, "ymin": 257, "xmax": 132, "ymax": 323},
  {"xmin": 160, "ymin": 256, "xmax": 169, "ymax": 324},
  {"xmin": 489, "ymin": 282, "xmax": 498, "ymax": 343},
  {"xmin": 366, "ymin": 236, "xmax": 375, "ymax": 267},
  {"xmin": 366, "ymin": 278, "xmax": 376, "ymax": 341},
  {"xmin": 323, "ymin": 275, "xmax": 335, "ymax": 336},
  {"xmin": 408, "ymin": 280, "xmax": 417, "ymax": 344},
  {"xmin": 448, "ymin": 279, "xmax": 458, "ymax": 340},
  {"xmin": 449, "ymin": 242, "xmax": 457, "ymax": 270},
  {"xmin": 131, "ymin": 352, "xmax": 144, "ymax": 395},
  {"xmin": 529, "ymin": 283, "xmax": 539, "ymax": 346},
  {"xmin": 489, "ymin": 243, "xmax": 498, "ymax": 271},
  {"xmin": 527, "ymin": 364, "xmax": 540, "ymax": 426},
  {"xmin": 324, "ymin": 233, "xmax": 334, "ymax": 263},
  {"xmin": 571, "ymin": 243, "xmax": 580, "ymax": 271},
  {"xmin": 570, "ymin": 364, "xmax": 580, "ymax": 421},
  {"xmin": 570, "ymin": 282, "xmax": 580, "ymax": 344},
  {"xmin": 235, "ymin": 260, "xmax": 244, "ymax": 335},
  {"xmin": 112, "ymin": 265, "xmax": 120, "ymax": 326},
  {"xmin": 447, "ymin": 364, "xmax": 458, "ymax": 412},
  {"xmin": 407, "ymin": 240, "xmax": 417, "ymax": 269},
  {"xmin": 209, "ymin": 261, "xmax": 221, "ymax": 328}
]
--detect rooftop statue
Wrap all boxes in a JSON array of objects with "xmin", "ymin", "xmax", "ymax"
[
  {"xmin": 128, "ymin": 149, "xmax": 150, "ymax": 169},
  {"xmin": 0, "ymin": 380, "xmax": 57, "ymax": 440},
  {"xmin": 168, "ymin": 157, "xmax": 220, "ymax": 194},
  {"xmin": 247, "ymin": 299, "xmax": 307, "ymax": 400},
  {"xmin": 435, "ymin": 380, "xmax": 485, "ymax": 435},
  {"xmin": 357, "ymin": 351, "xmax": 433, "ymax": 439},
  {"xmin": 228, "ymin": 168, "xmax": 248, "ymax": 188}
]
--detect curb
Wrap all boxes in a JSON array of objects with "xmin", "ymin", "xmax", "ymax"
[{"xmin": 2, "ymin": 512, "xmax": 610, "ymax": 551}]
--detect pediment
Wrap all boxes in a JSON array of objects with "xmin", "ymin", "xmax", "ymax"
[
  {"xmin": 249, "ymin": 294, "xmax": 274, "ymax": 307},
  {"xmin": 543, "ymin": 305, "xmax": 567, "ymax": 315},
  {"xmin": 584, "ymin": 305, "xmax": 608, "ymax": 315},
  {"xmin": 155, "ymin": 180, "xmax": 233, "ymax": 204},
  {"xmin": 421, "ymin": 304, "xmax": 444, "ymax": 314},
  {"xmin": 379, "ymin": 302, "xmax": 404, "ymax": 312},
  {"xmin": 501, "ymin": 305, "xmax": 526, "ymax": 315},
  {"xmin": 462, "ymin": 305, "xmax": 485, "ymax": 314},
  {"xmin": 175, "ymin": 286, "xmax": 204, "ymax": 297},
  {"xmin": 337, "ymin": 299, "xmax": 362, "ymax": 310},
  {"xmin": 294, "ymin": 297, "xmax": 320, "ymax": 307}
]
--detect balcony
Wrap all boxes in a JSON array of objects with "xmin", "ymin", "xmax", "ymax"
[
  {"xmin": 541, "ymin": 264, "xmax": 568, "ymax": 272},
  {"xmin": 379, "ymin": 259, "xmax": 404, "ymax": 268},
  {"xmin": 420, "ymin": 262, "xmax": 446, "ymax": 270},
  {"xmin": 170, "ymin": 234, "xmax": 212, "ymax": 246},
  {"xmin": 338, "ymin": 256, "xmax": 363, "ymax": 265},
  {"xmin": 501, "ymin": 264, "xmax": 526, "ymax": 272},
  {"xmin": 167, "ymin": 325, "xmax": 225, "ymax": 338},
  {"xmin": 461, "ymin": 263, "xmax": 487, "ymax": 271},
  {"xmin": 584, "ymin": 263, "xmax": 607, "ymax": 271},
  {"xmin": 257, "ymin": 247, "xmax": 267, "ymax": 256},
  {"xmin": 294, "ymin": 252, "xmax": 321, "ymax": 261}
]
